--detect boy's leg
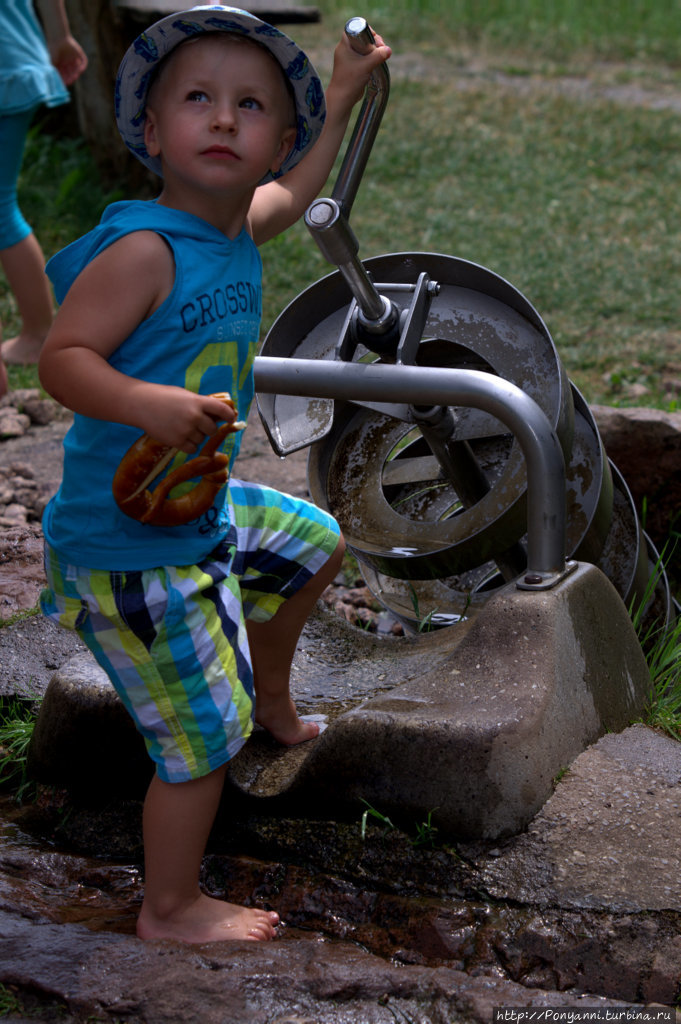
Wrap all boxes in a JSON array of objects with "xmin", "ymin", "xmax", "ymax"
[
  {"xmin": 138, "ymin": 764, "xmax": 279, "ymax": 943},
  {"xmin": 247, "ymin": 534, "xmax": 345, "ymax": 745},
  {"xmin": 42, "ymin": 547, "xmax": 279, "ymax": 944}
]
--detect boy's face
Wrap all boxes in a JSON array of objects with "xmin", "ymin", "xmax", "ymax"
[{"xmin": 143, "ymin": 35, "xmax": 297, "ymax": 198}]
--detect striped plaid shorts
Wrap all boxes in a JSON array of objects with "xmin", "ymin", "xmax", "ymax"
[{"xmin": 41, "ymin": 479, "xmax": 341, "ymax": 783}]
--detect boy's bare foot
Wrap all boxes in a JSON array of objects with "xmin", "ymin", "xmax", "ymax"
[
  {"xmin": 255, "ymin": 695, "xmax": 320, "ymax": 746},
  {"xmin": 137, "ymin": 892, "xmax": 279, "ymax": 943},
  {"xmin": 1, "ymin": 332, "xmax": 45, "ymax": 365}
]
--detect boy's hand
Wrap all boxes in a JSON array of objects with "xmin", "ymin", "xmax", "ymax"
[
  {"xmin": 248, "ymin": 24, "xmax": 390, "ymax": 245},
  {"xmin": 135, "ymin": 386, "xmax": 240, "ymax": 454},
  {"xmin": 326, "ymin": 28, "xmax": 392, "ymax": 115}
]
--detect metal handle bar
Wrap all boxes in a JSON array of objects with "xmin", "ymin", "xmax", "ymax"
[
  {"xmin": 254, "ymin": 356, "xmax": 569, "ymax": 582},
  {"xmin": 332, "ymin": 17, "xmax": 390, "ymax": 218},
  {"xmin": 305, "ymin": 17, "xmax": 395, "ymax": 332}
]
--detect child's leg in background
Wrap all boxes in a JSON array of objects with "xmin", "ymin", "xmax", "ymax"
[{"xmin": 0, "ymin": 109, "xmax": 54, "ymax": 364}]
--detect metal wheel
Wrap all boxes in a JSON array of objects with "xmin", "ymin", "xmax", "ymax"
[{"xmin": 259, "ymin": 253, "xmax": 573, "ymax": 579}]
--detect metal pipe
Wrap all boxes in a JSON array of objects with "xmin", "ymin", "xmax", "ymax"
[
  {"xmin": 253, "ymin": 357, "xmax": 567, "ymax": 577},
  {"xmin": 332, "ymin": 17, "xmax": 390, "ymax": 218},
  {"xmin": 304, "ymin": 19, "xmax": 394, "ymax": 331},
  {"xmin": 305, "ymin": 198, "xmax": 386, "ymax": 321}
]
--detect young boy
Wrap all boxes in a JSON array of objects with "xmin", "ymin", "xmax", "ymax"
[{"xmin": 38, "ymin": 5, "xmax": 390, "ymax": 944}]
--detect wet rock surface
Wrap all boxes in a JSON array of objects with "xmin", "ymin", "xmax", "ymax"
[
  {"xmin": 3, "ymin": 721, "xmax": 681, "ymax": 1021},
  {"xmin": 2, "ymin": 397, "xmax": 681, "ymax": 1020},
  {"xmin": 0, "ymin": 894, "xmax": 633, "ymax": 1024}
]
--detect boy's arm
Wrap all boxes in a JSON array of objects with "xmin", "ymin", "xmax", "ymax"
[
  {"xmin": 39, "ymin": 232, "xmax": 236, "ymax": 454},
  {"xmin": 248, "ymin": 30, "xmax": 391, "ymax": 247}
]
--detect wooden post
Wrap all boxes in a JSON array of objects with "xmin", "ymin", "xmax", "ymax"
[{"xmin": 65, "ymin": 0, "xmax": 152, "ymax": 186}]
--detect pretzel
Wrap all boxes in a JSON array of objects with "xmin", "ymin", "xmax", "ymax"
[{"xmin": 112, "ymin": 392, "xmax": 246, "ymax": 526}]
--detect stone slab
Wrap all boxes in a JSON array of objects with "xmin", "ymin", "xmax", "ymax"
[
  {"xmin": 0, "ymin": 910, "xmax": 632, "ymax": 1024},
  {"xmin": 5, "ymin": 724, "xmax": 681, "ymax": 1017},
  {"xmin": 476, "ymin": 723, "xmax": 681, "ymax": 913}
]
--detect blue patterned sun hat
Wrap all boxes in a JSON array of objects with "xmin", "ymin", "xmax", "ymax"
[{"xmin": 114, "ymin": 5, "xmax": 326, "ymax": 181}]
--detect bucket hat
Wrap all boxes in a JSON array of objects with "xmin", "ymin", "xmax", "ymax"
[{"xmin": 114, "ymin": 5, "xmax": 325, "ymax": 182}]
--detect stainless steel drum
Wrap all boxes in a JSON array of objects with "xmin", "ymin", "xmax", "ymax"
[
  {"xmin": 259, "ymin": 253, "xmax": 672, "ymax": 630},
  {"xmin": 261, "ymin": 253, "xmax": 574, "ymax": 580},
  {"xmin": 358, "ymin": 391, "xmax": 671, "ymax": 634}
]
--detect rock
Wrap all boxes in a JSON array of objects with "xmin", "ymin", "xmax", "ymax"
[
  {"xmin": 477, "ymin": 725, "xmax": 681, "ymax": 914},
  {"xmin": 1, "ymin": 388, "xmax": 55, "ymax": 417},
  {"xmin": 3, "ymin": 731, "xmax": 681, "ymax": 1018},
  {"xmin": 0, "ymin": 504, "xmax": 29, "ymax": 528},
  {"xmin": 592, "ymin": 404, "xmax": 681, "ymax": 546},
  {"xmin": 0, "ymin": 455, "xmax": 55, "ymax": 536},
  {"xmin": 0, "ymin": 523, "xmax": 46, "ymax": 619},
  {"xmin": 0, "ymin": 409, "xmax": 30, "ymax": 439},
  {"xmin": 0, "ymin": 388, "xmax": 59, "ymax": 436},
  {"xmin": 0, "ymin": 613, "xmax": 87, "ymax": 700},
  {"xmin": 15, "ymin": 396, "xmax": 55, "ymax": 426},
  {"xmin": 27, "ymin": 653, "xmax": 151, "ymax": 800},
  {"xmin": 0, "ymin": 907, "xmax": 634, "ymax": 1024}
]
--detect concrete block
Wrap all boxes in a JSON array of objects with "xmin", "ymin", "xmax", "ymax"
[{"xmin": 280, "ymin": 563, "xmax": 651, "ymax": 838}]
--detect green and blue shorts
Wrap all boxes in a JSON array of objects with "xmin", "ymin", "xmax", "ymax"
[{"xmin": 41, "ymin": 480, "xmax": 341, "ymax": 783}]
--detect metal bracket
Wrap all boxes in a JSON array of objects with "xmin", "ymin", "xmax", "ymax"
[
  {"xmin": 516, "ymin": 560, "xmax": 579, "ymax": 591},
  {"xmin": 396, "ymin": 273, "xmax": 440, "ymax": 365},
  {"xmin": 333, "ymin": 272, "xmax": 439, "ymax": 366}
]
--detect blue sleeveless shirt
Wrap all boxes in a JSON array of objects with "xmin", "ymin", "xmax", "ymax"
[{"xmin": 43, "ymin": 200, "xmax": 263, "ymax": 570}]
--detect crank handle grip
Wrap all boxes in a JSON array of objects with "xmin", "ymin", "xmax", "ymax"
[
  {"xmin": 330, "ymin": 16, "xmax": 390, "ymax": 218},
  {"xmin": 345, "ymin": 15, "xmax": 377, "ymax": 55}
]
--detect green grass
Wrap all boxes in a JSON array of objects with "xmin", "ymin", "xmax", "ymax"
[
  {"xmin": 359, "ymin": 798, "xmax": 441, "ymax": 848},
  {"xmin": 631, "ymin": 546, "xmax": 681, "ymax": 740},
  {"xmin": 275, "ymin": 6, "xmax": 681, "ymax": 410},
  {"xmin": 0, "ymin": 695, "xmax": 39, "ymax": 802},
  {"xmin": 639, "ymin": 622, "xmax": 681, "ymax": 742},
  {"xmin": 317, "ymin": 0, "xmax": 681, "ymax": 62},
  {"xmin": 0, "ymin": 983, "xmax": 24, "ymax": 1018},
  {"xmin": 263, "ymin": 86, "xmax": 680, "ymax": 410},
  {"xmin": 17, "ymin": 124, "xmax": 125, "ymax": 256}
]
